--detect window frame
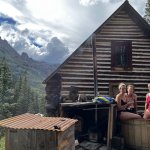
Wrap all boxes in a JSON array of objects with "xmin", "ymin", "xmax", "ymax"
[{"xmin": 111, "ymin": 40, "xmax": 132, "ymax": 71}]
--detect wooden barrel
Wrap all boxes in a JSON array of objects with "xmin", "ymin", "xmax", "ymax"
[{"xmin": 121, "ymin": 119, "xmax": 150, "ymax": 150}]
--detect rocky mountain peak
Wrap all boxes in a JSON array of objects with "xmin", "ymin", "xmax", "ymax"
[{"xmin": 21, "ymin": 52, "xmax": 30, "ymax": 61}]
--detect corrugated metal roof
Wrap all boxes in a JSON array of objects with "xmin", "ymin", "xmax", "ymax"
[{"xmin": 0, "ymin": 113, "xmax": 77, "ymax": 132}]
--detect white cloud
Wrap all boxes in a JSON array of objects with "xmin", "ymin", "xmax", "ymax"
[
  {"xmin": 79, "ymin": 0, "xmax": 122, "ymax": 6},
  {"xmin": 0, "ymin": 1, "xmax": 23, "ymax": 19},
  {"xmin": 0, "ymin": 0, "xmax": 147, "ymax": 64},
  {"xmin": 79, "ymin": 0, "xmax": 99, "ymax": 6}
]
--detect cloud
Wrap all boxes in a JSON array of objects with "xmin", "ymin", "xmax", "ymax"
[
  {"xmin": 0, "ymin": 14, "xmax": 17, "ymax": 25},
  {"xmin": 0, "ymin": 1, "xmax": 23, "ymax": 19},
  {"xmin": 0, "ymin": 13, "xmax": 69, "ymax": 64},
  {"xmin": 38, "ymin": 37, "xmax": 69, "ymax": 64},
  {"xmin": 0, "ymin": 0, "xmax": 147, "ymax": 64},
  {"xmin": 79, "ymin": 0, "xmax": 122, "ymax": 6},
  {"xmin": 79, "ymin": 0, "xmax": 99, "ymax": 6}
]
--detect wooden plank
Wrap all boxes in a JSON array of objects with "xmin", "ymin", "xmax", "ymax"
[
  {"xmin": 30, "ymin": 130, "xmax": 36, "ymax": 150},
  {"xmin": 5, "ymin": 129, "xmax": 9, "ymax": 150},
  {"xmin": 97, "ymin": 69, "xmax": 150, "ymax": 73},
  {"xmin": 60, "ymin": 72, "xmax": 94, "ymax": 76},
  {"xmin": 98, "ymin": 34, "xmax": 145, "ymax": 38},
  {"xmin": 128, "ymin": 120, "xmax": 135, "ymax": 148},
  {"xmin": 67, "ymin": 61, "xmax": 93, "ymax": 65},
  {"xmin": 62, "ymin": 85, "xmax": 94, "ymax": 88},
  {"xmin": 57, "ymin": 125, "xmax": 75, "ymax": 150},
  {"xmin": 61, "ymin": 81, "xmax": 94, "ymax": 85},
  {"xmin": 8, "ymin": 129, "xmax": 18, "ymax": 150},
  {"xmin": 133, "ymin": 60, "xmax": 150, "ymax": 63},
  {"xmin": 97, "ymin": 73, "xmax": 150, "ymax": 79},
  {"xmin": 60, "ymin": 68, "xmax": 93, "ymax": 72},
  {"xmin": 96, "ymin": 37, "xmax": 150, "ymax": 41},
  {"xmin": 132, "ymin": 52, "xmax": 150, "ymax": 56},
  {"xmin": 100, "ymin": 31, "xmax": 143, "ymax": 35},
  {"xmin": 62, "ymin": 64, "xmax": 93, "ymax": 68},
  {"xmin": 103, "ymin": 25, "xmax": 140, "ymax": 28},
  {"xmin": 141, "ymin": 120, "xmax": 148, "ymax": 148}
]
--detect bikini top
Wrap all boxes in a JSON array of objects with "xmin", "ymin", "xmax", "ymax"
[
  {"xmin": 121, "ymin": 99, "xmax": 127, "ymax": 105},
  {"xmin": 127, "ymin": 94, "xmax": 135, "ymax": 101}
]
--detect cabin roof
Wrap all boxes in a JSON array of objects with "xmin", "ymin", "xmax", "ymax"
[
  {"xmin": 43, "ymin": 0, "xmax": 150, "ymax": 84},
  {"xmin": 0, "ymin": 113, "xmax": 77, "ymax": 131}
]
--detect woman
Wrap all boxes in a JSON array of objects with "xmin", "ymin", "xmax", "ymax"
[
  {"xmin": 116, "ymin": 83, "xmax": 141, "ymax": 120},
  {"xmin": 143, "ymin": 83, "xmax": 150, "ymax": 119},
  {"xmin": 126, "ymin": 84, "xmax": 137, "ymax": 113}
]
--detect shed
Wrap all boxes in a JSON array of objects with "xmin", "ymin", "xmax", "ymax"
[
  {"xmin": 0, "ymin": 113, "xmax": 77, "ymax": 150},
  {"xmin": 43, "ymin": 0, "xmax": 150, "ymax": 116}
]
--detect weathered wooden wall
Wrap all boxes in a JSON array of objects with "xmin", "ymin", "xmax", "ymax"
[
  {"xmin": 5, "ymin": 126, "xmax": 75, "ymax": 150},
  {"xmin": 55, "ymin": 9, "xmax": 150, "ymax": 111},
  {"xmin": 95, "ymin": 10, "xmax": 150, "ymax": 110},
  {"xmin": 45, "ymin": 2, "xmax": 150, "ymax": 113},
  {"xmin": 59, "ymin": 45, "xmax": 95, "ymax": 98}
]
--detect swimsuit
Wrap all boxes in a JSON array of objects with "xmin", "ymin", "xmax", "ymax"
[
  {"xmin": 146, "ymin": 93, "xmax": 150, "ymax": 111},
  {"xmin": 126, "ymin": 94, "xmax": 136, "ymax": 113},
  {"xmin": 117, "ymin": 99, "xmax": 128, "ymax": 117}
]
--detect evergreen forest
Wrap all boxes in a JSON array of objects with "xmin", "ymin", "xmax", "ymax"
[{"xmin": 0, "ymin": 58, "xmax": 46, "ymax": 123}]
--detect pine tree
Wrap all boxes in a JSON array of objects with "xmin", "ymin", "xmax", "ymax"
[
  {"xmin": 28, "ymin": 91, "xmax": 40, "ymax": 114},
  {"xmin": 39, "ymin": 95, "xmax": 46, "ymax": 115},
  {"xmin": 0, "ymin": 58, "xmax": 13, "ymax": 103},
  {"xmin": 16, "ymin": 71, "xmax": 30, "ymax": 114},
  {"xmin": 144, "ymin": 0, "xmax": 150, "ymax": 24},
  {"xmin": 28, "ymin": 92, "xmax": 35, "ymax": 113},
  {"xmin": 34, "ymin": 94, "xmax": 39, "ymax": 113},
  {"xmin": 0, "ymin": 58, "xmax": 17, "ymax": 120}
]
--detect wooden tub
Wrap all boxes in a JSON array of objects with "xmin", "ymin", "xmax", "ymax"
[{"xmin": 121, "ymin": 119, "xmax": 150, "ymax": 150}]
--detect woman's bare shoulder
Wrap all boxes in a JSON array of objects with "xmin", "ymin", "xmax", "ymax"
[
  {"xmin": 146, "ymin": 93, "xmax": 150, "ymax": 97},
  {"xmin": 116, "ymin": 93, "xmax": 121, "ymax": 100}
]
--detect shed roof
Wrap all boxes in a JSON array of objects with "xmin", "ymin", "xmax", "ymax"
[
  {"xmin": 43, "ymin": 0, "xmax": 150, "ymax": 84},
  {"xmin": 0, "ymin": 113, "xmax": 77, "ymax": 132}
]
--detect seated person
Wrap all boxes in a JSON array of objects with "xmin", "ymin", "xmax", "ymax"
[
  {"xmin": 143, "ymin": 83, "xmax": 150, "ymax": 119},
  {"xmin": 126, "ymin": 84, "xmax": 137, "ymax": 113},
  {"xmin": 116, "ymin": 83, "xmax": 141, "ymax": 120}
]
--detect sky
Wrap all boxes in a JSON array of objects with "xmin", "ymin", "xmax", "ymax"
[{"xmin": 0, "ymin": 0, "xmax": 147, "ymax": 64}]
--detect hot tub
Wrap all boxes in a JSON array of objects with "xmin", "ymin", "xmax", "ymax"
[{"xmin": 121, "ymin": 119, "xmax": 150, "ymax": 150}]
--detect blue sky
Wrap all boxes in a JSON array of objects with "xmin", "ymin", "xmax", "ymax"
[{"xmin": 0, "ymin": 0, "xmax": 147, "ymax": 64}]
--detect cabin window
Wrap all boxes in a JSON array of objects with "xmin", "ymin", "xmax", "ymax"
[{"xmin": 111, "ymin": 41, "xmax": 132, "ymax": 71}]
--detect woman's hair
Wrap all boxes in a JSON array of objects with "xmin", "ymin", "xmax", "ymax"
[
  {"xmin": 127, "ymin": 84, "xmax": 134, "ymax": 90},
  {"xmin": 118, "ymin": 82, "xmax": 126, "ymax": 90}
]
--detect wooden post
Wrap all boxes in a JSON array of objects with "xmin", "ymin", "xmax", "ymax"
[
  {"xmin": 92, "ymin": 35, "xmax": 98, "ymax": 97},
  {"xmin": 107, "ymin": 104, "xmax": 116, "ymax": 150}
]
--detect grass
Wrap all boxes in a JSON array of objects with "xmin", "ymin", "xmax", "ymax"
[{"xmin": 0, "ymin": 137, "xmax": 5, "ymax": 150}]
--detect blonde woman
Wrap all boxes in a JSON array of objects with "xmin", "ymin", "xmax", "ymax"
[
  {"xmin": 143, "ymin": 83, "xmax": 150, "ymax": 119},
  {"xmin": 126, "ymin": 84, "xmax": 137, "ymax": 113},
  {"xmin": 116, "ymin": 83, "xmax": 141, "ymax": 120}
]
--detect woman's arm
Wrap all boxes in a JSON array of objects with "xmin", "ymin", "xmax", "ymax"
[{"xmin": 145, "ymin": 94, "xmax": 148, "ymax": 110}]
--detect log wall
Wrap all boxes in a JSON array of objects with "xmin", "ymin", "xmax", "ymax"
[
  {"xmin": 45, "ymin": 5, "xmax": 150, "ymax": 113},
  {"xmin": 59, "ymin": 45, "xmax": 95, "ymax": 98},
  {"xmin": 5, "ymin": 126, "xmax": 75, "ymax": 150},
  {"xmin": 96, "ymin": 10, "xmax": 150, "ymax": 110}
]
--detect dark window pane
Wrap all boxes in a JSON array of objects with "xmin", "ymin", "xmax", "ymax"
[{"xmin": 111, "ymin": 41, "xmax": 132, "ymax": 70}]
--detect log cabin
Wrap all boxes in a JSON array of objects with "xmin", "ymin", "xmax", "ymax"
[{"xmin": 43, "ymin": 0, "xmax": 150, "ymax": 116}]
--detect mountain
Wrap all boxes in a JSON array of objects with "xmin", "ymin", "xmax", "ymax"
[
  {"xmin": 0, "ymin": 37, "xmax": 58, "ymax": 92},
  {"xmin": 38, "ymin": 37, "xmax": 69, "ymax": 64}
]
